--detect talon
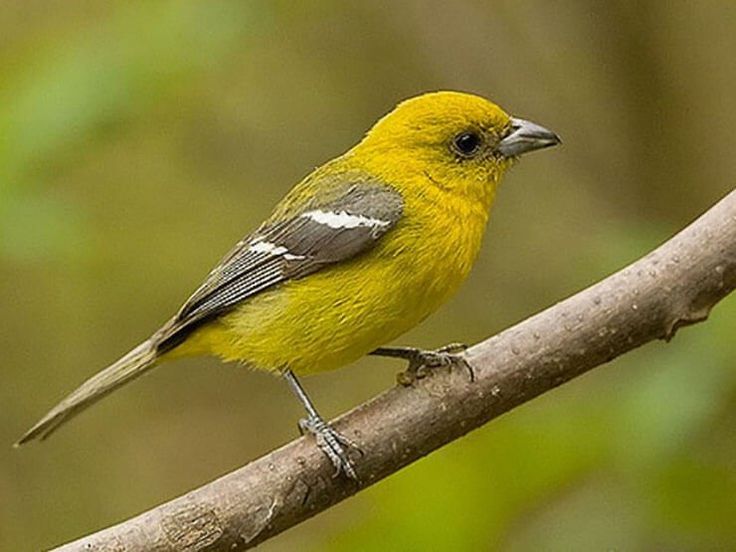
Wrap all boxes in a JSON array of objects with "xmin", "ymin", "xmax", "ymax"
[
  {"xmin": 375, "ymin": 344, "xmax": 474, "ymax": 385},
  {"xmin": 397, "ymin": 356, "xmax": 428, "ymax": 386},
  {"xmin": 396, "ymin": 365, "xmax": 426, "ymax": 386},
  {"xmin": 456, "ymin": 355, "xmax": 475, "ymax": 382},
  {"xmin": 396, "ymin": 370, "xmax": 415, "ymax": 386},
  {"xmin": 299, "ymin": 415, "xmax": 360, "ymax": 480},
  {"xmin": 396, "ymin": 346, "xmax": 474, "ymax": 385}
]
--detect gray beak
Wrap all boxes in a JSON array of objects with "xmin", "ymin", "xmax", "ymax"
[{"xmin": 497, "ymin": 117, "xmax": 561, "ymax": 157}]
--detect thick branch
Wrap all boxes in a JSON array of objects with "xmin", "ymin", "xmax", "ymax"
[{"xmin": 55, "ymin": 190, "xmax": 736, "ymax": 551}]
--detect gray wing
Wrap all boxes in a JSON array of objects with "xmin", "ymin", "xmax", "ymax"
[{"xmin": 157, "ymin": 183, "xmax": 403, "ymax": 350}]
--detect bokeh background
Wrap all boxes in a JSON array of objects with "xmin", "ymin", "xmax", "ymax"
[{"xmin": 3, "ymin": 1, "xmax": 736, "ymax": 550}]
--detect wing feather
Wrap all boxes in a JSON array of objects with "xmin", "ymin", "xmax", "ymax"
[{"xmin": 157, "ymin": 182, "xmax": 403, "ymax": 350}]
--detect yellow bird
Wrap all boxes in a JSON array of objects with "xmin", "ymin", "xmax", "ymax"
[{"xmin": 17, "ymin": 91, "xmax": 560, "ymax": 478}]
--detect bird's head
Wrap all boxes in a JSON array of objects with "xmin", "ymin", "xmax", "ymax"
[{"xmin": 353, "ymin": 91, "xmax": 560, "ymax": 209}]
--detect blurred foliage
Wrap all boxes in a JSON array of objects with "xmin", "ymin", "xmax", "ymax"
[{"xmin": 2, "ymin": 1, "xmax": 736, "ymax": 550}]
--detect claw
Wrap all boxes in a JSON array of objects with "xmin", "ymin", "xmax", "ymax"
[
  {"xmin": 299, "ymin": 415, "xmax": 360, "ymax": 480},
  {"xmin": 395, "ymin": 344, "xmax": 474, "ymax": 386}
]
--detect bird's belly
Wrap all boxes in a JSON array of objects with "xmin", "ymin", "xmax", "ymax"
[{"xmin": 192, "ymin": 256, "xmax": 465, "ymax": 375}]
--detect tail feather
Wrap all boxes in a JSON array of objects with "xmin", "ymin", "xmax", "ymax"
[{"xmin": 15, "ymin": 340, "xmax": 158, "ymax": 446}]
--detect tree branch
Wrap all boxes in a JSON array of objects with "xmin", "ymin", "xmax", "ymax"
[{"xmin": 54, "ymin": 190, "xmax": 736, "ymax": 551}]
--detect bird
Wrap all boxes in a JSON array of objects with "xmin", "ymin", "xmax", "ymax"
[{"xmin": 16, "ymin": 91, "xmax": 560, "ymax": 479}]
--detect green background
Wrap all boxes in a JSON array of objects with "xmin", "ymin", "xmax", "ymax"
[{"xmin": 2, "ymin": 2, "xmax": 736, "ymax": 550}]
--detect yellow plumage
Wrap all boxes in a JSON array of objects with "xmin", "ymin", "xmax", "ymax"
[
  {"xmin": 18, "ymin": 91, "xmax": 559, "ymax": 476},
  {"xmin": 172, "ymin": 92, "xmax": 510, "ymax": 374}
]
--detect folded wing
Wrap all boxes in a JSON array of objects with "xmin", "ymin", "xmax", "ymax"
[{"xmin": 158, "ymin": 182, "xmax": 404, "ymax": 350}]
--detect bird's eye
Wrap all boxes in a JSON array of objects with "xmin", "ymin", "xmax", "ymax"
[{"xmin": 452, "ymin": 131, "xmax": 483, "ymax": 157}]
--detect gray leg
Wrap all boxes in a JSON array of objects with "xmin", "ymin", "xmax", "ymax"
[
  {"xmin": 283, "ymin": 369, "xmax": 358, "ymax": 480},
  {"xmin": 370, "ymin": 343, "xmax": 474, "ymax": 385}
]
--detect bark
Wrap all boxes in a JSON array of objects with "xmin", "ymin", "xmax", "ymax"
[{"xmin": 54, "ymin": 189, "xmax": 736, "ymax": 551}]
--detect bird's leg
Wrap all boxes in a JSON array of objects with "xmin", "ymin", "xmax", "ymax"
[
  {"xmin": 282, "ymin": 369, "xmax": 359, "ymax": 480},
  {"xmin": 370, "ymin": 343, "xmax": 474, "ymax": 386}
]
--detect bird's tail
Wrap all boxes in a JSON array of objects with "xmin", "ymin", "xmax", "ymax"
[{"xmin": 15, "ymin": 339, "xmax": 158, "ymax": 446}]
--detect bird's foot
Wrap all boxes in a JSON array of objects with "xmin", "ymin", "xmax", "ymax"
[
  {"xmin": 298, "ymin": 414, "xmax": 360, "ymax": 480},
  {"xmin": 394, "ymin": 343, "xmax": 474, "ymax": 386}
]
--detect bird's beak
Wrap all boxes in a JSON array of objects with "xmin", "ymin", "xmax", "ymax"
[{"xmin": 497, "ymin": 117, "xmax": 561, "ymax": 157}]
